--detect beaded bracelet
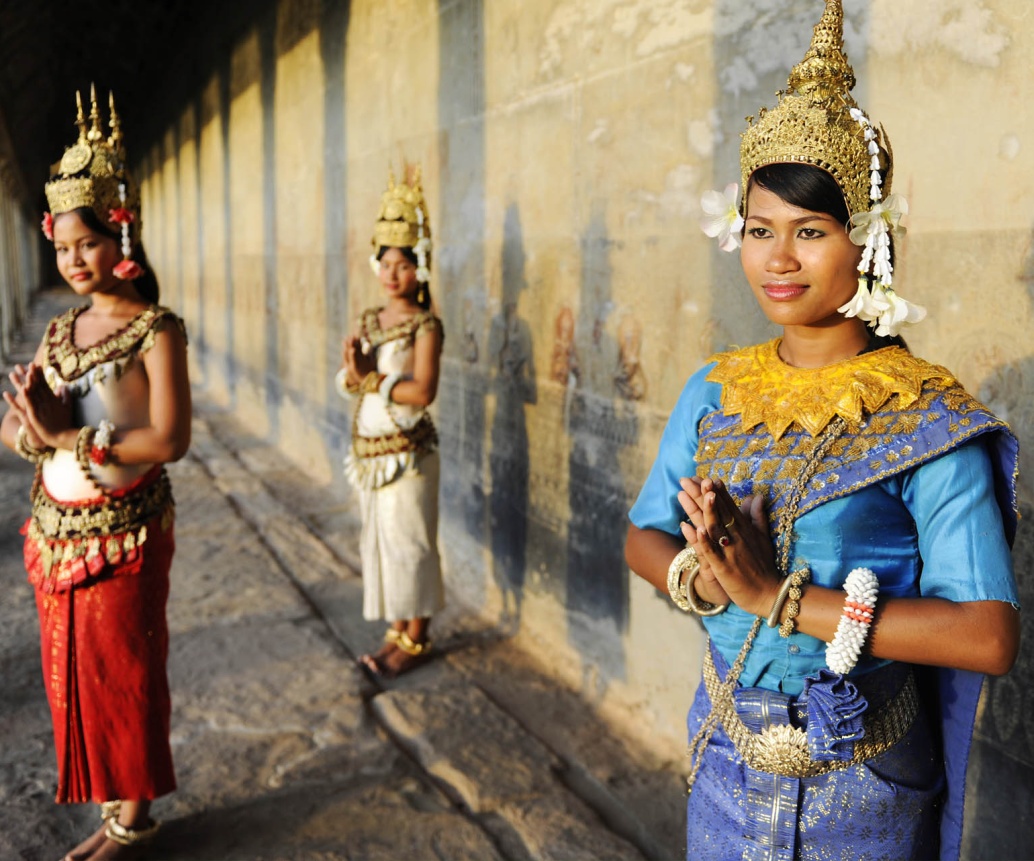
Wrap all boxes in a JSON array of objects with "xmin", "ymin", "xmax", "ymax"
[
  {"xmin": 14, "ymin": 426, "xmax": 54, "ymax": 464},
  {"xmin": 826, "ymin": 567, "xmax": 879, "ymax": 674},
  {"xmin": 90, "ymin": 419, "xmax": 115, "ymax": 466}
]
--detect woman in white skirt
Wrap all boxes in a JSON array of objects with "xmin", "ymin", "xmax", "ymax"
[{"xmin": 336, "ymin": 166, "xmax": 444, "ymax": 678}]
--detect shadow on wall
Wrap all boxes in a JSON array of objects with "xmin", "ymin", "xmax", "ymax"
[
  {"xmin": 435, "ymin": 0, "xmax": 489, "ymax": 595},
  {"xmin": 487, "ymin": 202, "xmax": 536, "ymax": 633},
  {"xmin": 320, "ymin": 0, "xmax": 351, "ymax": 462},
  {"xmin": 962, "ymin": 220, "xmax": 1034, "ymax": 860},
  {"xmin": 564, "ymin": 200, "xmax": 638, "ymax": 690}
]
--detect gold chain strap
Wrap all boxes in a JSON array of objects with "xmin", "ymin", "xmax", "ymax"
[{"xmin": 686, "ymin": 417, "xmax": 849, "ymax": 793}]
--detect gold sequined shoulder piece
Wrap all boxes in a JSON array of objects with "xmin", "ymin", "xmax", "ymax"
[
  {"xmin": 45, "ymin": 304, "xmax": 184, "ymax": 382},
  {"xmin": 138, "ymin": 307, "xmax": 188, "ymax": 355},
  {"xmin": 706, "ymin": 339, "xmax": 957, "ymax": 439}
]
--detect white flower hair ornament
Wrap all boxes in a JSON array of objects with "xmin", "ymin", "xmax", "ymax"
[
  {"xmin": 837, "ymin": 108, "xmax": 926, "ymax": 337},
  {"xmin": 700, "ymin": 183, "xmax": 744, "ymax": 252},
  {"xmin": 414, "ymin": 206, "xmax": 431, "ymax": 283}
]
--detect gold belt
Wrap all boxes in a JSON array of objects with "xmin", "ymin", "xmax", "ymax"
[
  {"xmin": 703, "ymin": 646, "xmax": 919, "ymax": 778},
  {"xmin": 31, "ymin": 469, "xmax": 173, "ymax": 540},
  {"xmin": 352, "ymin": 415, "xmax": 438, "ymax": 459}
]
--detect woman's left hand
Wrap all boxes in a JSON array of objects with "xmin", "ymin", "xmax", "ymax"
[{"xmin": 678, "ymin": 477, "xmax": 781, "ymax": 617}]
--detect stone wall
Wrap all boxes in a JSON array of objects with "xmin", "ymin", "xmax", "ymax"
[
  {"xmin": 0, "ymin": 109, "xmax": 40, "ymax": 361},
  {"xmin": 137, "ymin": 1, "xmax": 1034, "ymax": 853}
]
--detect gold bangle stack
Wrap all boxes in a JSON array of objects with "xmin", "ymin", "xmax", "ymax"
[
  {"xmin": 666, "ymin": 546, "xmax": 729, "ymax": 616},
  {"xmin": 15, "ymin": 426, "xmax": 54, "ymax": 463},
  {"xmin": 666, "ymin": 547, "xmax": 698, "ymax": 612},
  {"xmin": 74, "ymin": 425, "xmax": 97, "ymax": 474}
]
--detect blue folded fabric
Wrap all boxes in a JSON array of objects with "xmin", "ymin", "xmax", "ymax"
[{"xmin": 801, "ymin": 669, "xmax": 868, "ymax": 762}]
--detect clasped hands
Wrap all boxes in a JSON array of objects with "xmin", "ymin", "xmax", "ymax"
[
  {"xmin": 677, "ymin": 476, "xmax": 781, "ymax": 618},
  {"xmin": 340, "ymin": 336, "xmax": 377, "ymax": 387},
  {"xmin": 4, "ymin": 363, "xmax": 71, "ymax": 450}
]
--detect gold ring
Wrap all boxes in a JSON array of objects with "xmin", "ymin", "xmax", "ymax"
[{"xmin": 724, "ymin": 519, "xmax": 735, "ymax": 529}]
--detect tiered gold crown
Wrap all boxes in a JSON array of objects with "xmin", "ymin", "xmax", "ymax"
[
  {"xmin": 739, "ymin": 0, "xmax": 891, "ymax": 217},
  {"xmin": 44, "ymin": 86, "xmax": 140, "ymax": 234},
  {"xmin": 372, "ymin": 166, "xmax": 430, "ymax": 252}
]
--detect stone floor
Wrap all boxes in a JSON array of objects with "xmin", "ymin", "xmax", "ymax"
[{"xmin": 0, "ymin": 288, "xmax": 685, "ymax": 860}]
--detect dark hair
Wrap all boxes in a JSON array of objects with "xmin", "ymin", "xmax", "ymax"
[
  {"xmin": 53, "ymin": 207, "xmax": 161, "ymax": 304},
  {"xmin": 376, "ymin": 245, "xmax": 432, "ymax": 311},
  {"xmin": 747, "ymin": 163, "xmax": 850, "ymax": 226}
]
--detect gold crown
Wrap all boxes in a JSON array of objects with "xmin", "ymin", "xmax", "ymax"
[
  {"xmin": 45, "ymin": 86, "xmax": 140, "ymax": 234},
  {"xmin": 372, "ymin": 166, "xmax": 430, "ymax": 252},
  {"xmin": 739, "ymin": 0, "xmax": 891, "ymax": 217}
]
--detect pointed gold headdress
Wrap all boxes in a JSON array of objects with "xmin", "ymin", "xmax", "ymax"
[
  {"xmin": 43, "ymin": 87, "xmax": 144, "ymax": 280},
  {"xmin": 44, "ymin": 86, "xmax": 140, "ymax": 237},
  {"xmin": 371, "ymin": 165, "xmax": 432, "ymax": 283},
  {"xmin": 739, "ymin": 0, "xmax": 891, "ymax": 219},
  {"xmin": 701, "ymin": 0, "xmax": 924, "ymax": 337}
]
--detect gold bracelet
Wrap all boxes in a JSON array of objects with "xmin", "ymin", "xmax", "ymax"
[
  {"xmin": 685, "ymin": 563, "xmax": 730, "ymax": 616},
  {"xmin": 74, "ymin": 425, "xmax": 97, "ymax": 474},
  {"xmin": 14, "ymin": 426, "xmax": 54, "ymax": 463},
  {"xmin": 666, "ymin": 547, "xmax": 698, "ymax": 612},
  {"xmin": 359, "ymin": 371, "xmax": 384, "ymax": 394},
  {"xmin": 767, "ymin": 567, "xmax": 811, "ymax": 637}
]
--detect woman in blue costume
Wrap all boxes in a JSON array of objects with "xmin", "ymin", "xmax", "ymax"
[{"xmin": 624, "ymin": 3, "xmax": 1019, "ymax": 859}]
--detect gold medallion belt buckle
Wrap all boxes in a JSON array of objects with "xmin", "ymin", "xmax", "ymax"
[{"xmin": 750, "ymin": 724, "xmax": 817, "ymax": 778}]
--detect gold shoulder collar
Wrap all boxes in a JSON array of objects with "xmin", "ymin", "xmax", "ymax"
[
  {"xmin": 706, "ymin": 339, "xmax": 957, "ymax": 439},
  {"xmin": 46, "ymin": 304, "xmax": 182, "ymax": 382},
  {"xmin": 362, "ymin": 307, "xmax": 440, "ymax": 347}
]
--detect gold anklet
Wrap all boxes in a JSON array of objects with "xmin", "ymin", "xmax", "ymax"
[{"xmin": 105, "ymin": 817, "xmax": 161, "ymax": 846}]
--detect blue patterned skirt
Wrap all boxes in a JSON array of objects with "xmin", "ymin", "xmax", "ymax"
[{"xmin": 686, "ymin": 649, "xmax": 943, "ymax": 861}]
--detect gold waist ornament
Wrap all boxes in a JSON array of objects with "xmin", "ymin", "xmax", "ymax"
[
  {"xmin": 702, "ymin": 646, "xmax": 919, "ymax": 778},
  {"xmin": 351, "ymin": 414, "xmax": 438, "ymax": 459},
  {"xmin": 27, "ymin": 470, "xmax": 174, "ymax": 589}
]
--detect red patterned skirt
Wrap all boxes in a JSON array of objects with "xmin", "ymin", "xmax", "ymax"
[{"xmin": 25, "ymin": 469, "xmax": 177, "ymax": 803}]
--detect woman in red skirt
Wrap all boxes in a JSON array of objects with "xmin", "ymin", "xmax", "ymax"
[{"xmin": 1, "ymin": 88, "xmax": 190, "ymax": 860}]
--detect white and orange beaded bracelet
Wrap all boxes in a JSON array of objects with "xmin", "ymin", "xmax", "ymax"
[{"xmin": 825, "ymin": 567, "xmax": 879, "ymax": 675}]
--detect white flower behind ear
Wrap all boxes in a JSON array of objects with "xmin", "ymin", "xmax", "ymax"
[
  {"xmin": 700, "ymin": 183, "xmax": 744, "ymax": 252},
  {"xmin": 875, "ymin": 288, "xmax": 926, "ymax": 337},
  {"xmin": 838, "ymin": 278, "xmax": 878, "ymax": 322}
]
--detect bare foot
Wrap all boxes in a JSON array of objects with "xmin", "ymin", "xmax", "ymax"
[
  {"xmin": 63, "ymin": 823, "xmax": 108, "ymax": 861},
  {"xmin": 379, "ymin": 640, "xmax": 432, "ymax": 678},
  {"xmin": 357, "ymin": 641, "xmax": 398, "ymax": 679},
  {"xmin": 82, "ymin": 836, "xmax": 143, "ymax": 860}
]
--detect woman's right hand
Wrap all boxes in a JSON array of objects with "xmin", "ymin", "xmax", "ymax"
[
  {"xmin": 342, "ymin": 335, "xmax": 376, "ymax": 383},
  {"xmin": 678, "ymin": 477, "xmax": 776, "ymax": 612},
  {"xmin": 17, "ymin": 363, "xmax": 73, "ymax": 450},
  {"xmin": 4, "ymin": 364, "xmax": 55, "ymax": 450}
]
